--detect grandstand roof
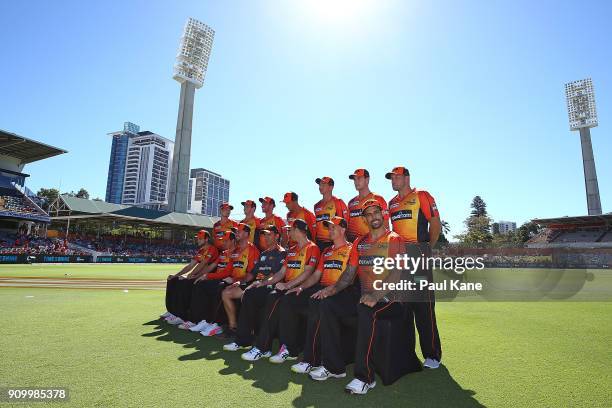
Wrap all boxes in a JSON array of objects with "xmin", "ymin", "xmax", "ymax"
[
  {"xmin": 49, "ymin": 195, "xmax": 218, "ymax": 230},
  {"xmin": 533, "ymin": 213, "xmax": 612, "ymax": 228},
  {"xmin": 0, "ymin": 129, "xmax": 67, "ymax": 164}
]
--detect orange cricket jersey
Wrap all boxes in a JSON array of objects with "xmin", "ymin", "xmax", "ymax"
[
  {"xmin": 388, "ymin": 189, "xmax": 439, "ymax": 243},
  {"xmin": 347, "ymin": 192, "xmax": 389, "ymax": 241},
  {"xmin": 287, "ymin": 207, "xmax": 317, "ymax": 240},
  {"xmin": 349, "ymin": 231, "xmax": 404, "ymax": 294},
  {"xmin": 207, "ymin": 249, "xmax": 233, "ymax": 280},
  {"xmin": 193, "ymin": 244, "xmax": 219, "ymax": 264},
  {"xmin": 317, "ymin": 243, "xmax": 356, "ymax": 287},
  {"xmin": 240, "ymin": 216, "xmax": 261, "ymax": 243},
  {"xmin": 259, "ymin": 214, "xmax": 286, "ymax": 231},
  {"xmin": 231, "ymin": 242, "xmax": 260, "ymax": 281},
  {"xmin": 284, "ymin": 241, "xmax": 320, "ymax": 282},
  {"xmin": 213, "ymin": 219, "xmax": 238, "ymax": 249},
  {"xmin": 314, "ymin": 196, "xmax": 348, "ymax": 242}
]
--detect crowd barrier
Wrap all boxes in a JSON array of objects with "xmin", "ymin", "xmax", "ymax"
[{"xmin": 0, "ymin": 255, "xmax": 191, "ymax": 264}]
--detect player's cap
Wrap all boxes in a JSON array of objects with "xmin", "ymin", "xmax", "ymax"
[
  {"xmin": 241, "ymin": 200, "xmax": 256, "ymax": 209},
  {"xmin": 282, "ymin": 192, "xmax": 298, "ymax": 203},
  {"xmin": 283, "ymin": 218, "xmax": 309, "ymax": 233},
  {"xmin": 315, "ymin": 176, "xmax": 334, "ymax": 186},
  {"xmin": 231, "ymin": 223, "xmax": 251, "ymax": 234},
  {"xmin": 259, "ymin": 196, "xmax": 276, "ymax": 206},
  {"xmin": 385, "ymin": 166, "xmax": 410, "ymax": 179},
  {"xmin": 196, "ymin": 230, "xmax": 210, "ymax": 240},
  {"xmin": 220, "ymin": 202, "xmax": 234, "ymax": 210},
  {"xmin": 218, "ymin": 230, "xmax": 236, "ymax": 241},
  {"xmin": 349, "ymin": 168, "xmax": 370, "ymax": 180},
  {"xmin": 260, "ymin": 225, "xmax": 280, "ymax": 235},
  {"xmin": 362, "ymin": 199, "xmax": 383, "ymax": 213},
  {"xmin": 323, "ymin": 216, "xmax": 347, "ymax": 229}
]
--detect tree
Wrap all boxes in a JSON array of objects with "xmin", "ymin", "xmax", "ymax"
[
  {"xmin": 516, "ymin": 221, "xmax": 542, "ymax": 243},
  {"xmin": 435, "ymin": 220, "xmax": 451, "ymax": 249},
  {"xmin": 76, "ymin": 188, "xmax": 89, "ymax": 199},
  {"xmin": 492, "ymin": 222, "xmax": 500, "ymax": 235},
  {"xmin": 36, "ymin": 188, "xmax": 59, "ymax": 210},
  {"xmin": 470, "ymin": 196, "xmax": 487, "ymax": 217}
]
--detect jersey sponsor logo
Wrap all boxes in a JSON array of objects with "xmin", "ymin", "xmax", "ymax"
[
  {"xmin": 218, "ymin": 262, "xmax": 228, "ymax": 268},
  {"xmin": 233, "ymin": 260, "xmax": 245, "ymax": 268},
  {"xmin": 358, "ymin": 255, "xmax": 384, "ymax": 266},
  {"xmin": 323, "ymin": 260, "xmax": 344, "ymax": 270},
  {"xmin": 390, "ymin": 209, "xmax": 413, "ymax": 222},
  {"xmin": 350, "ymin": 210, "xmax": 362, "ymax": 217},
  {"xmin": 288, "ymin": 252, "xmax": 297, "ymax": 257},
  {"xmin": 287, "ymin": 260, "xmax": 302, "ymax": 269},
  {"xmin": 389, "ymin": 202, "xmax": 400, "ymax": 209},
  {"xmin": 316, "ymin": 214, "xmax": 331, "ymax": 222}
]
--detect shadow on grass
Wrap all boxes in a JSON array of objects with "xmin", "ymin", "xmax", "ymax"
[{"xmin": 142, "ymin": 319, "xmax": 483, "ymax": 407}]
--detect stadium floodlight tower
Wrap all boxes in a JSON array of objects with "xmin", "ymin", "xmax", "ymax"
[
  {"xmin": 565, "ymin": 78, "xmax": 602, "ymax": 216},
  {"xmin": 167, "ymin": 18, "xmax": 215, "ymax": 213}
]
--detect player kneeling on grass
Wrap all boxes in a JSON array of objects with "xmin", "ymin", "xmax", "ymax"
[
  {"xmin": 193, "ymin": 223, "xmax": 260, "ymax": 337},
  {"xmin": 161, "ymin": 230, "xmax": 218, "ymax": 324},
  {"xmin": 223, "ymin": 225, "xmax": 287, "ymax": 352},
  {"xmin": 238, "ymin": 219, "xmax": 320, "ymax": 362},
  {"xmin": 278, "ymin": 216, "xmax": 357, "ymax": 370},
  {"xmin": 310, "ymin": 199, "xmax": 405, "ymax": 395},
  {"xmin": 175, "ymin": 230, "xmax": 236, "ymax": 332}
]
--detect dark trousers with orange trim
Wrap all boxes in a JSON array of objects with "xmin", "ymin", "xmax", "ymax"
[
  {"xmin": 278, "ymin": 285, "xmax": 323, "ymax": 357},
  {"xmin": 189, "ymin": 280, "xmax": 227, "ymax": 324},
  {"xmin": 165, "ymin": 276, "xmax": 179, "ymax": 314},
  {"xmin": 318, "ymin": 286, "xmax": 361, "ymax": 374},
  {"xmin": 235, "ymin": 285, "xmax": 275, "ymax": 347},
  {"xmin": 353, "ymin": 301, "xmax": 404, "ymax": 384},
  {"xmin": 407, "ymin": 296, "xmax": 442, "ymax": 361}
]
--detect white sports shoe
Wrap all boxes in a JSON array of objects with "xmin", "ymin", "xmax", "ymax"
[
  {"xmin": 345, "ymin": 378, "xmax": 376, "ymax": 395},
  {"xmin": 309, "ymin": 366, "xmax": 346, "ymax": 381},
  {"xmin": 189, "ymin": 320, "xmax": 210, "ymax": 332},
  {"xmin": 160, "ymin": 311, "xmax": 172, "ymax": 318},
  {"xmin": 241, "ymin": 347, "xmax": 271, "ymax": 361},
  {"xmin": 423, "ymin": 358, "xmax": 440, "ymax": 369},
  {"xmin": 178, "ymin": 321, "xmax": 195, "ymax": 330},
  {"xmin": 269, "ymin": 344, "xmax": 298, "ymax": 364},
  {"xmin": 201, "ymin": 323, "xmax": 223, "ymax": 337},
  {"xmin": 163, "ymin": 314, "xmax": 176, "ymax": 321},
  {"xmin": 167, "ymin": 316, "xmax": 184, "ymax": 325},
  {"xmin": 223, "ymin": 342, "xmax": 242, "ymax": 351},
  {"xmin": 291, "ymin": 362, "xmax": 313, "ymax": 374}
]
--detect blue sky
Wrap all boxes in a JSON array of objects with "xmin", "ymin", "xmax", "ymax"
[{"xmin": 1, "ymin": 0, "xmax": 610, "ymax": 236}]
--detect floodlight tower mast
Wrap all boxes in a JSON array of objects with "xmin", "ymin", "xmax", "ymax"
[
  {"xmin": 167, "ymin": 18, "xmax": 215, "ymax": 213},
  {"xmin": 565, "ymin": 78, "xmax": 602, "ymax": 216}
]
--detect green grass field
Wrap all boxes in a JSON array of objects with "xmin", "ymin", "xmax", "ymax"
[{"xmin": 1, "ymin": 265, "xmax": 611, "ymax": 407}]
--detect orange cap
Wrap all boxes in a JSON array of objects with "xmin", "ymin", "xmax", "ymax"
[
  {"xmin": 282, "ymin": 192, "xmax": 298, "ymax": 203},
  {"xmin": 322, "ymin": 216, "xmax": 347, "ymax": 229},
  {"xmin": 217, "ymin": 230, "xmax": 236, "ymax": 241},
  {"xmin": 385, "ymin": 166, "xmax": 410, "ymax": 179},
  {"xmin": 196, "ymin": 230, "xmax": 210, "ymax": 240},
  {"xmin": 231, "ymin": 223, "xmax": 251, "ymax": 234},
  {"xmin": 315, "ymin": 176, "xmax": 334, "ymax": 186},
  {"xmin": 362, "ymin": 199, "xmax": 383, "ymax": 213},
  {"xmin": 349, "ymin": 168, "xmax": 370, "ymax": 180},
  {"xmin": 220, "ymin": 202, "xmax": 234, "ymax": 210},
  {"xmin": 241, "ymin": 200, "xmax": 256, "ymax": 208}
]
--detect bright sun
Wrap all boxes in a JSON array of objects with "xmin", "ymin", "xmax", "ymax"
[{"xmin": 305, "ymin": 0, "xmax": 375, "ymax": 21}]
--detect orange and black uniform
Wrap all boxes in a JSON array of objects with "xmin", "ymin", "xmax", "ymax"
[
  {"xmin": 230, "ymin": 242, "xmax": 260, "ymax": 283},
  {"xmin": 388, "ymin": 188, "xmax": 442, "ymax": 363},
  {"xmin": 287, "ymin": 207, "xmax": 317, "ymax": 243},
  {"xmin": 257, "ymin": 214, "xmax": 285, "ymax": 249},
  {"xmin": 388, "ymin": 189, "xmax": 439, "ymax": 243},
  {"xmin": 347, "ymin": 192, "xmax": 389, "ymax": 242},
  {"xmin": 282, "ymin": 243, "xmax": 357, "ymax": 361},
  {"xmin": 254, "ymin": 241, "xmax": 320, "ymax": 353},
  {"xmin": 320, "ymin": 231, "xmax": 416, "ymax": 381},
  {"xmin": 167, "ymin": 244, "xmax": 219, "ymax": 321},
  {"xmin": 212, "ymin": 219, "xmax": 238, "ymax": 249},
  {"xmin": 240, "ymin": 217, "xmax": 261, "ymax": 244},
  {"xmin": 313, "ymin": 196, "xmax": 348, "ymax": 250}
]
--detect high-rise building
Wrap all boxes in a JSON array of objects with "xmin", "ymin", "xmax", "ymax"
[
  {"xmin": 497, "ymin": 221, "xmax": 517, "ymax": 235},
  {"xmin": 105, "ymin": 123, "xmax": 174, "ymax": 208},
  {"xmin": 167, "ymin": 18, "xmax": 215, "ymax": 213},
  {"xmin": 187, "ymin": 168, "xmax": 229, "ymax": 217},
  {"xmin": 105, "ymin": 122, "xmax": 140, "ymax": 204}
]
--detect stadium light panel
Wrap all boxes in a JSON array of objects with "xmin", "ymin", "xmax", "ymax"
[
  {"xmin": 173, "ymin": 18, "xmax": 215, "ymax": 89},
  {"xmin": 565, "ymin": 78, "xmax": 598, "ymax": 131}
]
